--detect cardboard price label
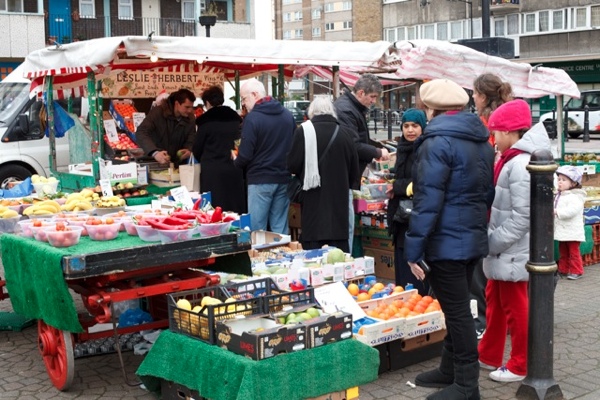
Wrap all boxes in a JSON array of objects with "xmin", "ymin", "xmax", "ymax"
[
  {"xmin": 170, "ymin": 186, "xmax": 194, "ymax": 210},
  {"xmin": 99, "ymin": 179, "xmax": 114, "ymax": 197},
  {"xmin": 133, "ymin": 112, "xmax": 146, "ymax": 130},
  {"xmin": 103, "ymin": 119, "xmax": 119, "ymax": 142},
  {"xmin": 314, "ymin": 281, "xmax": 366, "ymax": 321}
]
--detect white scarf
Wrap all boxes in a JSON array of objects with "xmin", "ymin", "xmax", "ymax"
[{"xmin": 301, "ymin": 120, "xmax": 321, "ymax": 190}]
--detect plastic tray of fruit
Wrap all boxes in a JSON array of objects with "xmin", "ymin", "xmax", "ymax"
[
  {"xmin": 167, "ymin": 286, "xmax": 263, "ymax": 344},
  {"xmin": 83, "ymin": 218, "xmax": 122, "ymax": 241},
  {"xmin": 45, "ymin": 225, "xmax": 84, "ymax": 248}
]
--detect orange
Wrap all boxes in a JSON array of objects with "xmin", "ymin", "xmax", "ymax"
[
  {"xmin": 356, "ymin": 292, "xmax": 370, "ymax": 302},
  {"xmin": 373, "ymin": 282, "xmax": 385, "ymax": 292},
  {"xmin": 393, "ymin": 286, "xmax": 405, "ymax": 293},
  {"xmin": 368, "ymin": 287, "xmax": 378, "ymax": 297},
  {"xmin": 422, "ymin": 296, "xmax": 434, "ymax": 304},
  {"xmin": 347, "ymin": 283, "xmax": 359, "ymax": 296},
  {"xmin": 414, "ymin": 304, "xmax": 427, "ymax": 314}
]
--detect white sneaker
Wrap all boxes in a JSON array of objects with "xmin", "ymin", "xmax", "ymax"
[{"xmin": 489, "ymin": 366, "xmax": 525, "ymax": 382}]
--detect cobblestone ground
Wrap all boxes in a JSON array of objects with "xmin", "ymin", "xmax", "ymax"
[{"xmin": 1, "ymin": 261, "xmax": 599, "ymax": 399}]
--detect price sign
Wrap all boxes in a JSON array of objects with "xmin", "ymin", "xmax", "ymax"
[
  {"xmin": 133, "ymin": 112, "xmax": 146, "ymax": 131},
  {"xmin": 170, "ymin": 186, "xmax": 194, "ymax": 210},
  {"xmin": 314, "ymin": 281, "xmax": 366, "ymax": 321},
  {"xmin": 103, "ymin": 119, "xmax": 119, "ymax": 143},
  {"xmin": 99, "ymin": 179, "xmax": 114, "ymax": 197}
]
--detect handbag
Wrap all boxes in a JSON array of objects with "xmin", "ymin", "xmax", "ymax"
[
  {"xmin": 179, "ymin": 157, "xmax": 201, "ymax": 192},
  {"xmin": 393, "ymin": 199, "xmax": 413, "ymax": 224},
  {"xmin": 287, "ymin": 125, "xmax": 339, "ymax": 203}
]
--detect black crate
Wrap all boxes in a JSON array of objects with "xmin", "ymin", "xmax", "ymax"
[
  {"xmin": 264, "ymin": 287, "xmax": 316, "ymax": 314},
  {"xmin": 167, "ymin": 286, "xmax": 263, "ymax": 344},
  {"xmin": 223, "ymin": 277, "xmax": 281, "ymax": 300}
]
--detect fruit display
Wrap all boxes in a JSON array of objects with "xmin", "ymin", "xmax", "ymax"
[
  {"xmin": 276, "ymin": 307, "xmax": 321, "ymax": 325},
  {"xmin": 45, "ymin": 224, "xmax": 84, "ymax": 248},
  {"xmin": 0, "ymin": 206, "xmax": 19, "ymax": 219},
  {"xmin": 84, "ymin": 217, "xmax": 121, "ymax": 241},
  {"xmin": 31, "ymin": 174, "xmax": 59, "ymax": 196},
  {"xmin": 364, "ymin": 292, "xmax": 441, "ymax": 321},
  {"xmin": 347, "ymin": 280, "xmax": 404, "ymax": 302},
  {"xmin": 95, "ymin": 196, "xmax": 127, "ymax": 208},
  {"xmin": 60, "ymin": 190, "xmax": 97, "ymax": 212},
  {"xmin": 104, "ymin": 133, "xmax": 138, "ymax": 151},
  {"xmin": 22, "ymin": 200, "xmax": 62, "ymax": 217}
]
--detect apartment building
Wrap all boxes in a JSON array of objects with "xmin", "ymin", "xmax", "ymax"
[{"xmin": 0, "ymin": 0, "xmax": 253, "ymax": 79}]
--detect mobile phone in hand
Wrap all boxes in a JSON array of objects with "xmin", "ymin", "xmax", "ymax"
[{"xmin": 418, "ymin": 260, "xmax": 431, "ymax": 280}]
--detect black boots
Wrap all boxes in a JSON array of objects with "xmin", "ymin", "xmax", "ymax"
[
  {"xmin": 415, "ymin": 346, "xmax": 455, "ymax": 388},
  {"xmin": 426, "ymin": 361, "xmax": 481, "ymax": 400}
]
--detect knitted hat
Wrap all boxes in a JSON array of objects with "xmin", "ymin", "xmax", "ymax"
[
  {"xmin": 401, "ymin": 108, "xmax": 427, "ymax": 131},
  {"xmin": 419, "ymin": 79, "xmax": 469, "ymax": 111},
  {"xmin": 556, "ymin": 165, "xmax": 582, "ymax": 185},
  {"xmin": 488, "ymin": 99, "xmax": 532, "ymax": 132}
]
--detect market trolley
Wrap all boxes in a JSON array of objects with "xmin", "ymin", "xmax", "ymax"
[{"xmin": 1, "ymin": 229, "xmax": 252, "ymax": 391}]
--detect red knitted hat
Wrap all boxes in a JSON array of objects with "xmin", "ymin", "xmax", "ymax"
[{"xmin": 488, "ymin": 99, "xmax": 532, "ymax": 132}]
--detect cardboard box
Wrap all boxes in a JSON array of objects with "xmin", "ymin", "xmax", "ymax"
[
  {"xmin": 362, "ymin": 247, "xmax": 395, "ymax": 281},
  {"xmin": 288, "ymin": 202, "xmax": 301, "ymax": 229},
  {"xmin": 251, "ymin": 230, "xmax": 292, "ymax": 250},
  {"xmin": 388, "ymin": 329, "xmax": 446, "ymax": 371},
  {"xmin": 109, "ymin": 99, "xmax": 138, "ymax": 135},
  {"xmin": 361, "ymin": 236, "xmax": 394, "ymax": 251},
  {"xmin": 304, "ymin": 311, "xmax": 353, "ymax": 348},
  {"xmin": 216, "ymin": 316, "xmax": 307, "ymax": 360},
  {"xmin": 353, "ymin": 199, "xmax": 386, "ymax": 213},
  {"xmin": 149, "ymin": 168, "xmax": 180, "ymax": 187},
  {"xmin": 98, "ymin": 158, "xmax": 139, "ymax": 185},
  {"xmin": 353, "ymin": 317, "xmax": 405, "ymax": 346}
]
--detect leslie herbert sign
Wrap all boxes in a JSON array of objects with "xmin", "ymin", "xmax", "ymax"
[{"xmin": 100, "ymin": 64, "xmax": 224, "ymax": 98}]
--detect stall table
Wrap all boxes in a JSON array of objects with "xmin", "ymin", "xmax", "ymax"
[
  {"xmin": 137, "ymin": 330, "xmax": 380, "ymax": 400},
  {"xmin": 1, "ymin": 230, "xmax": 252, "ymax": 391}
]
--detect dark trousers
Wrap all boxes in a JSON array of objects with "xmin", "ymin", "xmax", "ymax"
[
  {"xmin": 469, "ymin": 258, "xmax": 487, "ymax": 331},
  {"xmin": 428, "ymin": 258, "xmax": 479, "ymax": 365},
  {"xmin": 395, "ymin": 246, "xmax": 430, "ymax": 295}
]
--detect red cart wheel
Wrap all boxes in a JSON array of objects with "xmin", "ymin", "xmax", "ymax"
[{"xmin": 37, "ymin": 320, "xmax": 75, "ymax": 391}]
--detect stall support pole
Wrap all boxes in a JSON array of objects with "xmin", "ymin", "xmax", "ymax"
[
  {"xmin": 44, "ymin": 77, "xmax": 57, "ymax": 173},
  {"xmin": 234, "ymin": 70, "xmax": 240, "ymax": 109},
  {"xmin": 278, "ymin": 65, "xmax": 285, "ymax": 103},
  {"xmin": 87, "ymin": 72, "xmax": 102, "ymax": 181},
  {"xmin": 583, "ymin": 105, "xmax": 590, "ymax": 143},
  {"xmin": 517, "ymin": 150, "xmax": 562, "ymax": 400},
  {"xmin": 332, "ymin": 66, "xmax": 340, "ymax": 101}
]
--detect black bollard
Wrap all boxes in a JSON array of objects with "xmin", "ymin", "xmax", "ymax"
[
  {"xmin": 387, "ymin": 110, "xmax": 393, "ymax": 140},
  {"xmin": 583, "ymin": 105, "xmax": 590, "ymax": 143},
  {"xmin": 517, "ymin": 149, "xmax": 563, "ymax": 400},
  {"xmin": 563, "ymin": 107, "xmax": 569, "ymax": 142},
  {"xmin": 373, "ymin": 109, "xmax": 378, "ymax": 135}
]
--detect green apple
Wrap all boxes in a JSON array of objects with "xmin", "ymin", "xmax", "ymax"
[{"xmin": 306, "ymin": 307, "xmax": 321, "ymax": 318}]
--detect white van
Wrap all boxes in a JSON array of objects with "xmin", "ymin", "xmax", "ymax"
[
  {"xmin": 0, "ymin": 65, "xmax": 76, "ymax": 188},
  {"xmin": 539, "ymin": 90, "xmax": 600, "ymax": 139}
]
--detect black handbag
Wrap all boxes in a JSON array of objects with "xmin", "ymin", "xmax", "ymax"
[
  {"xmin": 287, "ymin": 125, "xmax": 339, "ymax": 203},
  {"xmin": 393, "ymin": 199, "xmax": 413, "ymax": 223}
]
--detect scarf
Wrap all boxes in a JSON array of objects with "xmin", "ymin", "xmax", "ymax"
[
  {"xmin": 494, "ymin": 148, "xmax": 525, "ymax": 185},
  {"xmin": 301, "ymin": 120, "xmax": 320, "ymax": 190}
]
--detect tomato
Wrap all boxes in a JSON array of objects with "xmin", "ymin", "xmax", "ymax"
[
  {"xmin": 56, "ymin": 222, "xmax": 66, "ymax": 231},
  {"xmin": 32, "ymin": 219, "xmax": 42, "ymax": 227},
  {"xmin": 105, "ymin": 217, "xmax": 114, "ymax": 225}
]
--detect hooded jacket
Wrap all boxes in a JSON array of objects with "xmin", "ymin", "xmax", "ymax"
[
  {"xmin": 483, "ymin": 122, "xmax": 552, "ymax": 282},
  {"xmin": 404, "ymin": 112, "xmax": 494, "ymax": 263},
  {"xmin": 234, "ymin": 98, "xmax": 295, "ymax": 185},
  {"xmin": 554, "ymin": 188, "xmax": 586, "ymax": 242}
]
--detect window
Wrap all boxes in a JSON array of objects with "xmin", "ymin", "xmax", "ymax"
[
  {"xmin": 552, "ymin": 10, "xmax": 564, "ymax": 30},
  {"xmin": 313, "ymin": 27, "xmax": 321, "ymax": 37},
  {"xmin": 312, "ymin": 8, "xmax": 321, "ymax": 19},
  {"xmin": 436, "ymin": 23, "xmax": 447, "ymax": 40},
  {"xmin": 397, "ymin": 27, "xmax": 406, "ymax": 41},
  {"xmin": 343, "ymin": 21, "xmax": 352, "ymax": 29},
  {"xmin": 295, "ymin": 29, "xmax": 303, "ymax": 38},
  {"xmin": 407, "ymin": 26, "xmax": 416, "ymax": 40},
  {"xmin": 507, "ymin": 14, "xmax": 519, "ymax": 34},
  {"xmin": 574, "ymin": 7, "xmax": 586, "ymax": 28},
  {"xmin": 423, "ymin": 24, "xmax": 434, "ymax": 39},
  {"xmin": 80, "ymin": 0, "xmax": 95, "ymax": 17},
  {"xmin": 450, "ymin": 21, "xmax": 462, "ymax": 40},
  {"xmin": 294, "ymin": 11, "xmax": 302, "ymax": 21},
  {"xmin": 182, "ymin": 0, "xmax": 195, "ymax": 21},
  {"xmin": 118, "ymin": 0, "xmax": 133, "ymax": 19},
  {"xmin": 473, "ymin": 18, "xmax": 482, "ymax": 38},
  {"xmin": 283, "ymin": 30, "xmax": 291, "ymax": 39},
  {"xmin": 342, "ymin": 1, "xmax": 351, "ymax": 10},
  {"xmin": 325, "ymin": 22, "xmax": 335, "ymax": 31},
  {"xmin": 539, "ymin": 11, "xmax": 549, "ymax": 32},
  {"xmin": 324, "ymin": 3, "xmax": 334, "ymax": 12},
  {"xmin": 495, "ymin": 19, "xmax": 505, "ymax": 36},
  {"xmin": 0, "ymin": 0, "xmax": 22, "ymax": 12},
  {"xmin": 284, "ymin": 13, "xmax": 291, "ymax": 22},
  {"xmin": 386, "ymin": 28, "xmax": 396, "ymax": 42},
  {"xmin": 523, "ymin": 13, "xmax": 535, "ymax": 33},
  {"xmin": 591, "ymin": 5, "xmax": 600, "ymax": 27}
]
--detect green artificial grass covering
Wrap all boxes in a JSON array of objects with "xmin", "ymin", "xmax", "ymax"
[
  {"xmin": 1, "ymin": 232, "xmax": 251, "ymax": 333},
  {"xmin": 137, "ymin": 331, "xmax": 380, "ymax": 400}
]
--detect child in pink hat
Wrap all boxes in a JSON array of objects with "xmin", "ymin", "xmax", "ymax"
[{"xmin": 478, "ymin": 99, "xmax": 552, "ymax": 383}]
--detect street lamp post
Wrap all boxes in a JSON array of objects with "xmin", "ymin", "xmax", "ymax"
[{"xmin": 448, "ymin": 0, "xmax": 473, "ymax": 39}]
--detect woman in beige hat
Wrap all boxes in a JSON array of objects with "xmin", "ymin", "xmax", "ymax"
[{"xmin": 405, "ymin": 79, "xmax": 495, "ymax": 400}]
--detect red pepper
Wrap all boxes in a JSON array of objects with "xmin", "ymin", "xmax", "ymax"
[
  {"xmin": 163, "ymin": 216, "xmax": 190, "ymax": 226},
  {"xmin": 146, "ymin": 219, "xmax": 175, "ymax": 230},
  {"xmin": 210, "ymin": 207, "xmax": 223, "ymax": 223},
  {"xmin": 223, "ymin": 215, "xmax": 237, "ymax": 223},
  {"xmin": 193, "ymin": 198, "xmax": 202, "ymax": 211},
  {"xmin": 196, "ymin": 212, "xmax": 211, "ymax": 224},
  {"xmin": 171, "ymin": 211, "xmax": 199, "ymax": 220}
]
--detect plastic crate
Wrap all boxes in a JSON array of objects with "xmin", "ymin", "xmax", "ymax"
[
  {"xmin": 264, "ymin": 287, "xmax": 316, "ymax": 314},
  {"xmin": 223, "ymin": 277, "xmax": 282, "ymax": 300},
  {"xmin": 167, "ymin": 286, "xmax": 263, "ymax": 344}
]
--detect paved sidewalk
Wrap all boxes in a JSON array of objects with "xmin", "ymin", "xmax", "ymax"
[{"xmin": 1, "ymin": 262, "xmax": 599, "ymax": 399}]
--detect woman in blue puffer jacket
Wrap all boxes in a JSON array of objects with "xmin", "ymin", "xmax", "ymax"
[{"xmin": 405, "ymin": 79, "xmax": 495, "ymax": 400}]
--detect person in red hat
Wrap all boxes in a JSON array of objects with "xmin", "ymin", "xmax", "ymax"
[
  {"xmin": 478, "ymin": 99, "xmax": 551, "ymax": 383},
  {"xmin": 554, "ymin": 165, "xmax": 586, "ymax": 280}
]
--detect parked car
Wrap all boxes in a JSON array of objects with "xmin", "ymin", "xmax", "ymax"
[
  {"xmin": 285, "ymin": 105, "xmax": 307, "ymax": 125},
  {"xmin": 539, "ymin": 90, "xmax": 600, "ymax": 138}
]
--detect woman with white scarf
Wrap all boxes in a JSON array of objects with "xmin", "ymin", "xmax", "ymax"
[{"xmin": 287, "ymin": 96, "xmax": 360, "ymax": 253}]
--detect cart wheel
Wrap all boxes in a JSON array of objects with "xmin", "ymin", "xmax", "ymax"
[{"xmin": 37, "ymin": 320, "xmax": 75, "ymax": 391}]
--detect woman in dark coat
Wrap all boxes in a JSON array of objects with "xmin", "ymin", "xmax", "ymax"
[
  {"xmin": 386, "ymin": 109, "xmax": 429, "ymax": 295},
  {"xmin": 193, "ymin": 86, "xmax": 246, "ymax": 214},
  {"xmin": 287, "ymin": 96, "xmax": 360, "ymax": 253}
]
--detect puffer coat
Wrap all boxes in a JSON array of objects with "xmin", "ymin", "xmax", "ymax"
[
  {"xmin": 554, "ymin": 188, "xmax": 586, "ymax": 242},
  {"xmin": 483, "ymin": 122, "xmax": 552, "ymax": 282}
]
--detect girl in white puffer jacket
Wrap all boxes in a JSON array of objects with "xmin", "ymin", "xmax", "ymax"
[{"xmin": 554, "ymin": 165, "xmax": 586, "ymax": 280}]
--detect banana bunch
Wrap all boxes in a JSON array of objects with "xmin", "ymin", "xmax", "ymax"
[
  {"xmin": 0, "ymin": 206, "xmax": 19, "ymax": 219},
  {"xmin": 60, "ymin": 190, "xmax": 97, "ymax": 212},
  {"xmin": 23, "ymin": 200, "xmax": 61, "ymax": 216},
  {"xmin": 95, "ymin": 196, "xmax": 126, "ymax": 208}
]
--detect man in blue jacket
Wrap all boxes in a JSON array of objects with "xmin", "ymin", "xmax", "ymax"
[{"xmin": 234, "ymin": 79, "xmax": 295, "ymax": 234}]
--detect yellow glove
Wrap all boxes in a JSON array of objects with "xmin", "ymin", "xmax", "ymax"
[{"xmin": 406, "ymin": 182, "xmax": 413, "ymax": 197}]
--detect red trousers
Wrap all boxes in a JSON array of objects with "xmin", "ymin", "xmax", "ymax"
[
  {"xmin": 478, "ymin": 279, "xmax": 529, "ymax": 376},
  {"xmin": 558, "ymin": 241, "xmax": 584, "ymax": 276}
]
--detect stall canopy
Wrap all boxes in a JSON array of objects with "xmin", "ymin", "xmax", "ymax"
[{"xmin": 17, "ymin": 36, "xmax": 579, "ymax": 100}]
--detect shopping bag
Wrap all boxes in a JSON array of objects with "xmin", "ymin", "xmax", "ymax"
[{"xmin": 179, "ymin": 157, "xmax": 200, "ymax": 192}]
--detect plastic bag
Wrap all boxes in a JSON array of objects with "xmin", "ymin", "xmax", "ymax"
[
  {"xmin": 0, "ymin": 177, "xmax": 33, "ymax": 198},
  {"xmin": 44, "ymin": 101, "xmax": 75, "ymax": 138},
  {"xmin": 118, "ymin": 308, "xmax": 152, "ymax": 327}
]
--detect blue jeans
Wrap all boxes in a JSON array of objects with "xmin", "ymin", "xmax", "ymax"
[
  {"xmin": 348, "ymin": 190, "xmax": 354, "ymax": 252},
  {"xmin": 247, "ymin": 183, "xmax": 289, "ymax": 234}
]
